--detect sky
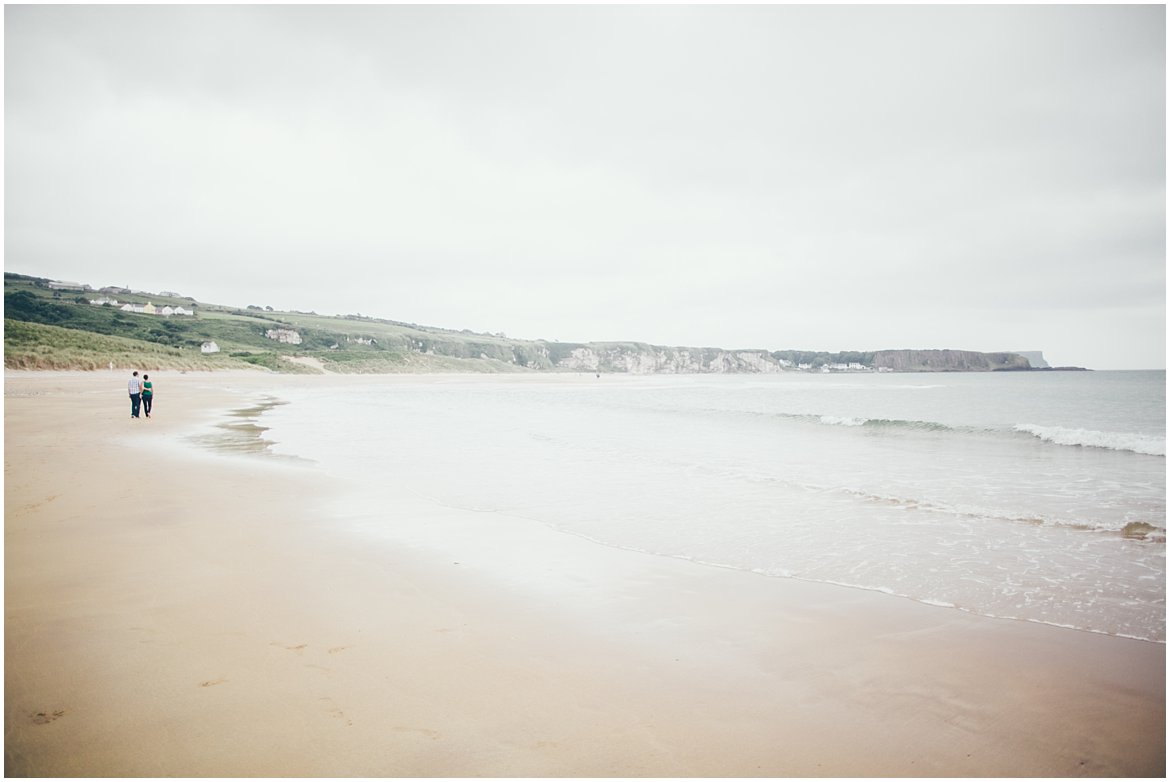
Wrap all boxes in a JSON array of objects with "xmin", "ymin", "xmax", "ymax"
[{"xmin": 4, "ymin": 4, "xmax": 1166, "ymax": 370}]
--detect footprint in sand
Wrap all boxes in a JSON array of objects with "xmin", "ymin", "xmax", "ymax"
[
  {"xmin": 30, "ymin": 710, "xmax": 65, "ymax": 725},
  {"xmin": 271, "ymin": 642, "xmax": 308, "ymax": 654},
  {"xmin": 199, "ymin": 678, "xmax": 227, "ymax": 688},
  {"xmin": 393, "ymin": 725, "xmax": 440, "ymax": 740},
  {"xmin": 320, "ymin": 698, "xmax": 353, "ymax": 727}
]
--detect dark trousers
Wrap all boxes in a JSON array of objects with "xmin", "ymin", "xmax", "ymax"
[
  {"xmin": 142, "ymin": 394, "xmax": 153, "ymax": 416},
  {"xmin": 130, "ymin": 393, "xmax": 141, "ymax": 417}
]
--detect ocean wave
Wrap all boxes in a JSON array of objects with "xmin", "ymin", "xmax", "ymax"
[
  {"xmin": 779, "ymin": 412, "xmax": 1165, "ymax": 456},
  {"xmin": 1015, "ymin": 424, "xmax": 1166, "ymax": 456},
  {"xmin": 818, "ymin": 415, "xmax": 867, "ymax": 427},
  {"xmin": 784, "ymin": 412, "xmax": 956, "ymax": 433},
  {"xmin": 834, "ymin": 486, "xmax": 1165, "ymax": 539}
]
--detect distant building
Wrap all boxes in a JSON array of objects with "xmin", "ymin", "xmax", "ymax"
[
  {"xmin": 265, "ymin": 328, "xmax": 302, "ymax": 345},
  {"xmin": 48, "ymin": 281, "xmax": 86, "ymax": 290},
  {"xmin": 89, "ymin": 297, "xmax": 119, "ymax": 307},
  {"xmin": 201, "ymin": 341, "xmax": 220, "ymax": 354},
  {"xmin": 118, "ymin": 302, "xmax": 192, "ymax": 317}
]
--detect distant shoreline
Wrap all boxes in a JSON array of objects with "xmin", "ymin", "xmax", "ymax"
[{"xmin": 6, "ymin": 273, "xmax": 1100, "ymax": 374}]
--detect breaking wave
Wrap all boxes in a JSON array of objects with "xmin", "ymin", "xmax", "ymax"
[
  {"xmin": 780, "ymin": 412, "xmax": 956, "ymax": 433},
  {"xmin": 1014, "ymin": 424, "xmax": 1165, "ymax": 456},
  {"xmin": 774, "ymin": 412, "xmax": 1164, "ymax": 456}
]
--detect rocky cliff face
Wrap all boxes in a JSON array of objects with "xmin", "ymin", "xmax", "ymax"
[
  {"xmin": 871, "ymin": 349, "xmax": 1031, "ymax": 372},
  {"xmin": 547, "ymin": 344, "xmax": 1033, "ymax": 373},
  {"xmin": 1014, "ymin": 351, "xmax": 1050, "ymax": 369},
  {"xmin": 553, "ymin": 345, "xmax": 783, "ymax": 374}
]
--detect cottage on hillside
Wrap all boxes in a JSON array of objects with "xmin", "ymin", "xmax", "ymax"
[{"xmin": 265, "ymin": 328, "xmax": 302, "ymax": 345}]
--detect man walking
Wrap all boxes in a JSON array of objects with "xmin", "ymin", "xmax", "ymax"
[{"xmin": 128, "ymin": 371, "xmax": 142, "ymax": 419}]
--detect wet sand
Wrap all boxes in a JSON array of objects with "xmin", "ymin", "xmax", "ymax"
[{"xmin": 4, "ymin": 370, "xmax": 1165, "ymax": 777}]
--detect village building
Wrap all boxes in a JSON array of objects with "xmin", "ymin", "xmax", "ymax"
[
  {"xmin": 265, "ymin": 328, "xmax": 302, "ymax": 345},
  {"xmin": 115, "ymin": 302, "xmax": 191, "ymax": 316}
]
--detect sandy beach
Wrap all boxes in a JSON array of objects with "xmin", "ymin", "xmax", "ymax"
[{"xmin": 4, "ymin": 370, "xmax": 1165, "ymax": 777}]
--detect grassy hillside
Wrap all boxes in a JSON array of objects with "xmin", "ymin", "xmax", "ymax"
[
  {"xmin": 3, "ymin": 319, "xmax": 254, "ymax": 371},
  {"xmin": 3, "ymin": 273, "xmax": 540, "ymax": 373}
]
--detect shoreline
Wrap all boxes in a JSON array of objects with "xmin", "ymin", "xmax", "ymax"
[{"xmin": 5, "ymin": 370, "xmax": 1165, "ymax": 777}]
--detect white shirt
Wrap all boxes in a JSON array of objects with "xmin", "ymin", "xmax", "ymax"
[{"xmin": 128, "ymin": 377, "xmax": 141, "ymax": 394}]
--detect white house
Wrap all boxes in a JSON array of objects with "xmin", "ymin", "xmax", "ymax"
[
  {"xmin": 117, "ymin": 302, "xmax": 192, "ymax": 316},
  {"xmin": 265, "ymin": 328, "xmax": 302, "ymax": 345},
  {"xmin": 201, "ymin": 341, "xmax": 220, "ymax": 354}
]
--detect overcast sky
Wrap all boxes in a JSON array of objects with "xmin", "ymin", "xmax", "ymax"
[{"xmin": 5, "ymin": 4, "xmax": 1165, "ymax": 369}]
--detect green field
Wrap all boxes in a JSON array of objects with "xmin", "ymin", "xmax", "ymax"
[{"xmin": 4, "ymin": 273, "xmax": 543, "ymax": 373}]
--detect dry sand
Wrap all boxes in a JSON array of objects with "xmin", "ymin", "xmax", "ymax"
[{"xmin": 4, "ymin": 370, "xmax": 1165, "ymax": 777}]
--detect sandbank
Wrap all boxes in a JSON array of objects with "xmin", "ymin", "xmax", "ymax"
[{"xmin": 4, "ymin": 370, "xmax": 1165, "ymax": 777}]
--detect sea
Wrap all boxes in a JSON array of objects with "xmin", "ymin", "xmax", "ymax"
[{"xmin": 246, "ymin": 370, "xmax": 1166, "ymax": 643}]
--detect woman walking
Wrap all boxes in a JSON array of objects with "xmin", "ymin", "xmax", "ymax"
[{"xmin": 141, "ymin": 374, "xmax": 154, "ymax": 418}]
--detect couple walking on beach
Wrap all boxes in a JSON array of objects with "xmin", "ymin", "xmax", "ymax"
[{"xmin": 127, "ymin": 371, "xmax": 154, "ymax": 419}]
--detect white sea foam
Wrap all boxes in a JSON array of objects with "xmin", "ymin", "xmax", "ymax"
[
  {"xmin": 1015, "ymin": 424, "xmax": 1166, "ymax": 456},
  {"xmin": 819, "ymin": 415, "xmax": 867, "ymax": 427}
]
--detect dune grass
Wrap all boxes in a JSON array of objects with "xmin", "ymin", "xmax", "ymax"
[{"xmin": 3, "ymin": 319, "xmax": 258, "ymax": 371}]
